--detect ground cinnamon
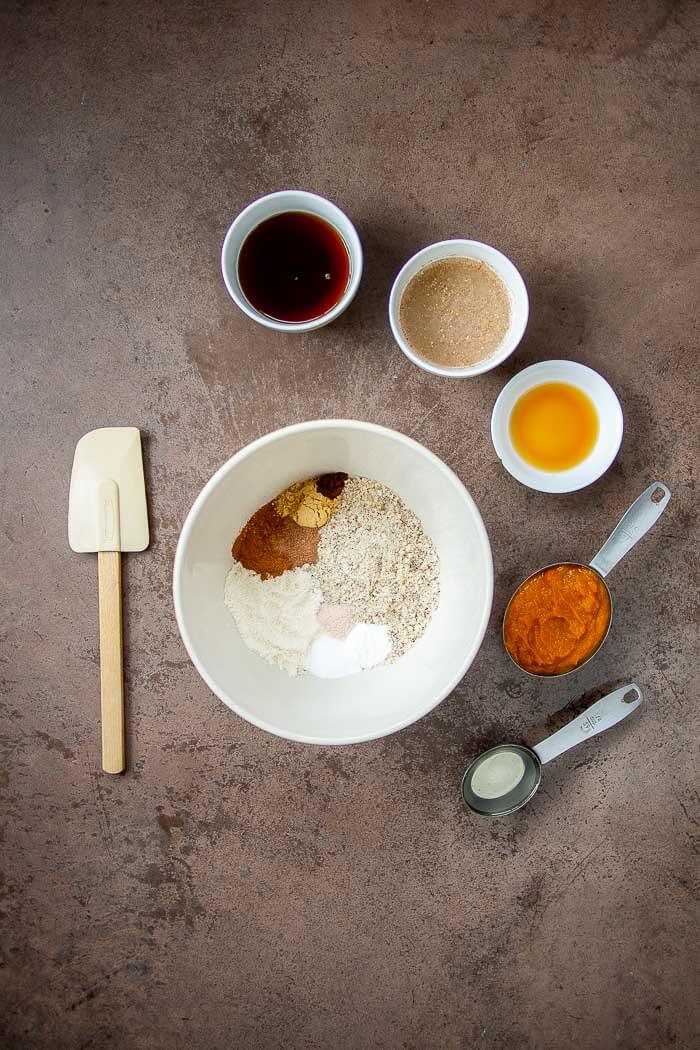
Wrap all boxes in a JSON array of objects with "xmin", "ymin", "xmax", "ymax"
[
  {"xmin": 232, "ymin": 474, "xmax": 348, "ymax": 579},
  {"xmin": 232, "ymin": 501, "xmax": 319, "ymax": 579},
  {"xmin": 276, "ymin": 515, "xmax": 319, "ymax": 569}
]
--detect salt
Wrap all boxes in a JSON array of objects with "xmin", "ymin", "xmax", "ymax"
[{"xmin": 317, "ymin": 603, "xmax": 356, "ymax": 639}]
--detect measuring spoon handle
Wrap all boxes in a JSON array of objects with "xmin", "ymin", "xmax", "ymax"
[
  {"xmin": 589, "ymin": 482, "xmax": 671, "ymax": 578},
  {"xmin": 533, "ymin": 684, "xmax": 642, "ymax": 765}
]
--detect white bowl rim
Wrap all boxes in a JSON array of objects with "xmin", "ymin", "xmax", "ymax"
[
  {"xmin": 388, "ymin": 238, "xmax": 529, "ymax": 378},
  {"xmin": 220, "ymin": 190, "xmax": 363, "ymax": 333},
  {"xmin": 173, "ymin": 418, "xmax": 494, "ymax": 745},
  {"xmin": 490, "ymin": 360, "xmax": 624, "ymax": 493}
]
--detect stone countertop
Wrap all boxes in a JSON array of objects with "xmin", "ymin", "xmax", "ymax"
[{"xmin": 1, "ymin": 2, "xmax": 698, "ymax": 1048}]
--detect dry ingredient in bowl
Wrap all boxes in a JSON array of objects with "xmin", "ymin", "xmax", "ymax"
[
  {"xmin": 224, "ymin": 474, "xmax": 440, "ymax": 678},
  {"xmin": 317, "ymin": 603, "xmax": 356, "ymax": 639},
  {"xmin": 231, "ymin": 473, "xmax": 347, "ymax": 578},
  {"xmin": 312, "ymin": 477, "xmax": 439, "ymax": 661},
  {"xmin": 399, "ymin": 256, "xmax": 510, "ymax": 368},
  {"xmin": 232, "ymin": 501, "xmax": 319, "ymax": 578},
  {"xmin": 304, "ymin": 623, "xmax": 392, "ymax": 679},
  {"xmin": 224, "ymin": 561, "xmax": 322, "ymax": 675},
  {"xmin": 274, "ymin": 473, "xmax": 346, "ymax": 526}
]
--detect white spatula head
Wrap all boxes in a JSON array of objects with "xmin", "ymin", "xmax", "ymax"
[{"xmin": 69, "ymin": 427, "xmax": 149, "ymax": 553}]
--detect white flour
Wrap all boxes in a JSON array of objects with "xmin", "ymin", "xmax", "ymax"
[{"xmin": 224, "ymin": 561, "xmax": 322, "ymax": 676}]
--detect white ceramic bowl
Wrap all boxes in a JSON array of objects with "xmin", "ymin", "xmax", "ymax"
[
  {"xmin": 388, "ymin": 239, "xmax": 529, "ymax": 377},
  {"xmin": 173, "ymin": 421, "xmax": 493, "ymax": 745},
  {"xmin": 221, "ymin": 190, "xmax": 363, "ymax": 332},
  {"xmin": 491, "ymin": 360, "xmax": 624, "ymax": 493}
]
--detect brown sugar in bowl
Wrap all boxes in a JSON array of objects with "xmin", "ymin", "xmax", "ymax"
[{"xmin": 388, "ymin": 239, "xmax": 529, "ymax": 377}]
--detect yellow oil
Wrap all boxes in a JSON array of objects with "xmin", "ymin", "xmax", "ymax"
[{"xmin": 509, "ymin": 382, "xmax": 599, "ymax": 472}]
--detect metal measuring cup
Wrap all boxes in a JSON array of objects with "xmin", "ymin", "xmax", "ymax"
[
  {"xmin": 503, "ymin": 481, "xmax": 671, "ymax": 677},
  {"xmin": 461, "ymin": 683, "xmax": 643, "ymax": 816}
]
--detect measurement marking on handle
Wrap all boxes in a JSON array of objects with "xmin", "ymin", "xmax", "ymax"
[{"xmin": 581, "ymin": 712, "xmax": 604, "ymax": 734}]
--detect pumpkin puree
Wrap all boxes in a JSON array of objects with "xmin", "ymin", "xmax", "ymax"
[{"xmin": 504, "ymin": 563, "xmax": 611, "ymax": 675}]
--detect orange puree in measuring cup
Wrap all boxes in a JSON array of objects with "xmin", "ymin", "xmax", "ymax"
[{"xmin": 504, "ymin": 564, "xmax": 611, "ymax": 675}]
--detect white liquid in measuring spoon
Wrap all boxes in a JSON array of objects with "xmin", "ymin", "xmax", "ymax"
[{"xmin": 471, "ymin": 751, "xmax": 526, "ymax": 799}]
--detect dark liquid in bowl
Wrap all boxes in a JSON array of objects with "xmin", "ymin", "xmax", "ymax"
[{"xmin": 238, "ymin": 211, "xmax": 351, "ymax": 323}]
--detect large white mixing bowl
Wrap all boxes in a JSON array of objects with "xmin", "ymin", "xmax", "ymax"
[{"xmin": 173, "ymin": 421, "xmax": 493, "ymax": 745}]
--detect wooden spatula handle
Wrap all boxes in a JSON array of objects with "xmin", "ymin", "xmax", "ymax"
[{"xmin": 98, "ymin": 550, "xmax": 125, "ymax": 773}]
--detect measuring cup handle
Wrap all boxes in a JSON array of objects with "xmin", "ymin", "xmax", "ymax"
[
  {"xmin": 589, "ymin": 482, "xmax": 670, "ymax": 578},
  {"xmin": 532, "ymin": 684, "xmax": 643, "ymax": 766}
]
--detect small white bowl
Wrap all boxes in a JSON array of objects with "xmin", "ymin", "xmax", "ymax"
[
  {"xmin": 173, "ymin": 420, "xmax": 493, "ymax": 746},
  {"xmin": 491, "ymin": 360, "xmax": 624, "ymax": 493},
  {"xmin": 221, "ymin": 190, "xmax": 363, "ymax": 332},
  {"xmin": 388, "ymin": 239, "xmax": 529, "ymax": 377}
]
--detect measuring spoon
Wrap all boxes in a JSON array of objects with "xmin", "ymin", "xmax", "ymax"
[
  {"xmin": 461, "ymin": 683, "xmax": 643, "ymax": 816},
  {"xmin": 503, "ymin": 481, "xmax": 671, "ymax": 677}
]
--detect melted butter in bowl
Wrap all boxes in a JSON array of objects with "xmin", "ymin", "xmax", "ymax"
[
  {"xmin": 509, "ymin": 381, "xmax": 599, "ymax": 472},
  {"xmin": 491, "ymin": 360, "xmax": 624, "ymax": 494}
]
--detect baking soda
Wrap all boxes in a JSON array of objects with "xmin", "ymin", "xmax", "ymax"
[{"xmin": 304, "ymin": 624, "xmax": 392, "ymax": 678}]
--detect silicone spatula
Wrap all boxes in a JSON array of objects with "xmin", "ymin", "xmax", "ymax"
[{"xmin": 68, "ymin": 427, "xmax": 149, "ymax": 773}]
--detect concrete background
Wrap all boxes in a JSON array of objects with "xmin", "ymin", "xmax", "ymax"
[{"xmin": 1, "ymin": 1, "xmax": 698, "ymax": 1047}]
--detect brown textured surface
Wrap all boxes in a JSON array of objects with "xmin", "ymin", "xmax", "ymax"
[{"xmin": 1, "ymin": 2, "xmax": 699, "ymax": 1048}]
